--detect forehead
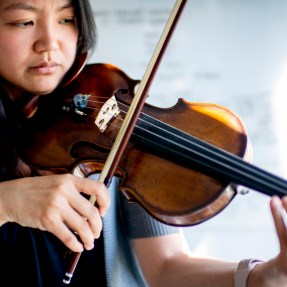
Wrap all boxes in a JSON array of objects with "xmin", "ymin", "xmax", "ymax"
[{"xmin": 0, "ymin": 0, "xmax": 74, "ymax": 11}]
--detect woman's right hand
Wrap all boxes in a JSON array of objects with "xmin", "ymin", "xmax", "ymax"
[{"xmin": 0, "ymin": 174, "xmax": 110, "ymax": 252}]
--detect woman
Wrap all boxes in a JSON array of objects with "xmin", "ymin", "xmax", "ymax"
[{"xmin": 0, "ymin": 0, "xmax": 287, "ymax": 286}]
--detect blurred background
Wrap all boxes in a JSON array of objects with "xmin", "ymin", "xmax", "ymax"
[{"xmin": 89, "ymin": 0, "xmax": 287, "ymax": 262}]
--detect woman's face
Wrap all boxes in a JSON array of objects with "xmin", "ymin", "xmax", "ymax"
[{"xmin": 0, "ymin": 0, "xmax": 79, "ymax": 98}]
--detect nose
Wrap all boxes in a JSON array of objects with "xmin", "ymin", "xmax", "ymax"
[{"xmin": 33, "ymin": 22, "xmax": 60, "ymax": 56}]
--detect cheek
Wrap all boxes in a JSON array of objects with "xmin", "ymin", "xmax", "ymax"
[
  {"xmin": 0, "ymin": 43, "xmax": 13, "ymax": 63},
  {"xmin": 61, "ymin": 42, "xmax": 78, "ymax": 72},
  {"xmin": 0, "ymin": 37, "xmax": 26, "ymax": 69},
  {"xmin": 65, "ymin": 47, "xmax": 78, "ymax": 68},
  {"xmin": 0, "ymin": 49, "xmax": 21, "ymax": 80},
  {"xmin": 61, "ymin": 31, "xmax": 78, "ymax": 58}
]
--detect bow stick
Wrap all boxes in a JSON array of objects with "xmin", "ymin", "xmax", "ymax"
[{"xmin": 63, "ymin": 0, "xmax": 188, "ymax": 284}]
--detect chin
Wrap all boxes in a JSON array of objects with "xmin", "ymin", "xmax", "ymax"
[
  {"xmin": 27, "ymin": 74, "xmax": 65, "ymax": 95},
  {"xmin": 31, "ymin": 82, "xmax": 61, "ymax": 95},
  {"xmin": 36, "ymin": 89, "xmax": 56, "ymax": 96}
]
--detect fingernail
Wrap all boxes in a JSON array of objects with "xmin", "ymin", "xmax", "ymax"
[
  {"xmin": 86, "ymin": 243, "xmax": 94, "ymax": 251},
  {"xmin": 93, "ymin": 230, "xmax": 101, "ymax": 239},
  {"xmin": 76, "ymin": 244, "xmax": 84, "ymax": 253}
]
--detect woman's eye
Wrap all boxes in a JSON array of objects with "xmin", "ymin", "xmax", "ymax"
[
  {"xmin": 12, "ymin": 21, "xmax": 34, "ymax": 28},
  {"xmin": 60, "ymin": 18, "xmax": 76, "ymax": 25}
]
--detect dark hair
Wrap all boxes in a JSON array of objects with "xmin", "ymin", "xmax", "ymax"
[
  {"xmin": 0, "ymin": 91, "xmax": 20, "ymax": 181},
  {"xmin": 73, "ymin": 0, "xmax": 97, "ymax": 54}
]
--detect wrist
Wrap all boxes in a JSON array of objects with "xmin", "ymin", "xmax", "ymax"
[{"xmin": 234, "ymin": 259, "xmax": 264, "ymax": 287}]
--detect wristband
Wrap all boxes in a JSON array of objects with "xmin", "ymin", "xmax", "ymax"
[{"xmin": 234, "ymin": 259, "xmax": 263, "ymax": 287}]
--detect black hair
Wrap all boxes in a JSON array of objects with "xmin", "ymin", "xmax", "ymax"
[
  {"xmin": 73, "ymin": 0, "xmax": 97, "ymax": 54},
  {"xmin": 0, "ymin": 91, "xmax": 20, "ymax": 181}
]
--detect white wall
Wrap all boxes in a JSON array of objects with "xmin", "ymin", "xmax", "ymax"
[{"xmin": 89, "ymin": 0, "xmax": 287, "ymax": 262}]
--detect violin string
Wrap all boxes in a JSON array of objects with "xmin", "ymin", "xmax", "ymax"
[
  {"xmin": 84, "ymin": 98, "xmax": 259, "ymax": 167},
  {"xmin": 138, "ymin": 116, "xmax": 287, "ymax": 194},
  {"xmin": 85, "ymin": 99, "xmax": 278, "ymax": 175},
  {"xmin": 130, "ymin": 117, "xmax": 287, "ymax": 195},
  {"xmin": 81, "ymin": 99, "xmax": 287, "ymax": 195}
]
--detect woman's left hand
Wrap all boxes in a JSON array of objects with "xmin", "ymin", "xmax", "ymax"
[{"xmin": 248, "ymin": 196, "xmax": 287, "ymax": 286}]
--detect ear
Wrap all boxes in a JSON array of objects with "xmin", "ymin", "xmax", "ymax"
[{"xmin": 60, "ymin": 52, "xmax": 88, "ymax": 87}]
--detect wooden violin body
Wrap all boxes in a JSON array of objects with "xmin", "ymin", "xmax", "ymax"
[{"xmin": 18, "ymin": 63, "xmax": 250, "ymax": 226}]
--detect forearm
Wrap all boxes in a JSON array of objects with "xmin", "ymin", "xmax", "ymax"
[
  {"xmin": 150, "ymin": 254, "xmax": 237, "ymax": 287},
  {"xmin": 151, "ymin": 254, "xmax": 287, "ymax": 287},
  {"xmin": 132, "ymin": 234, "xmax": 237, "ymax": 287},
  {"xmin": 133, "ymin": 229, "xmax": 287, "ymax": 287}
]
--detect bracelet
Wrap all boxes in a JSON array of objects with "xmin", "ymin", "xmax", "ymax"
[{"xmin": 234, "ymin": 259, "xmax": 263, "ymax": 287}]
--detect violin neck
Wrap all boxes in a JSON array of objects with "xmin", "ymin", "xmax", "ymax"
[{"xmin": 133, "ymin": 113, "xmax": 287, "ymax": 198}]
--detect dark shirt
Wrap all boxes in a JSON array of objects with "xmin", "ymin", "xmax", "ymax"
[{"xmin": 0, "ymin": 223, "xmax": 107, "ymax": 287}]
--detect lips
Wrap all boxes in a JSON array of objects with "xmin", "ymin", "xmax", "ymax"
[{"xmin": 30, "ymin": 62, "xmax": 60, "ymax": 74}]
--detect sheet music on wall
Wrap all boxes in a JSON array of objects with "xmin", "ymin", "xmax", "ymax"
[{"xmin": 90, "ymin": 0, "xmax": 287, "ymax": 261}]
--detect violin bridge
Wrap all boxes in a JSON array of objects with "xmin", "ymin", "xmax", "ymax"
[{"xmin": 95, "ymin": 95, "xmax": 120, "ymax": 132}]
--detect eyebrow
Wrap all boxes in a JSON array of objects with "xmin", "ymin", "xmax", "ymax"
[
  {"xmin": 3, "ymin": 2, "xmax": 37, "ymax": 12},
  {"xmin": 2, "ymin": 2, "xmax": 74, "ymax": 12}
]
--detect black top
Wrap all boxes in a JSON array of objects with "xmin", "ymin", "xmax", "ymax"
[{"xmin": 0, "ymin": 222, "xmax": 107, "ymax": 287}]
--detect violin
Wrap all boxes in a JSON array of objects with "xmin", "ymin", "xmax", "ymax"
[
  {"xmin": 18, "ymin": 61, "xmax": 249, "ymax": 225},
  {"xmin": 16, "ymin": 0, "xmax": 287, "ymax": 283},
  {"xmin": 17, "ymin": 0, "xmax": 287, "ymax": 227},
  {"xmin": 17, "ymin": 59, "xmax": 287, "ymax": 225}
]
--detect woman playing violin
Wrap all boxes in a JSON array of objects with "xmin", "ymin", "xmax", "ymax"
[{"xmin": 0, "ymin": 0, "xmax": 287, "ymax": 286}]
